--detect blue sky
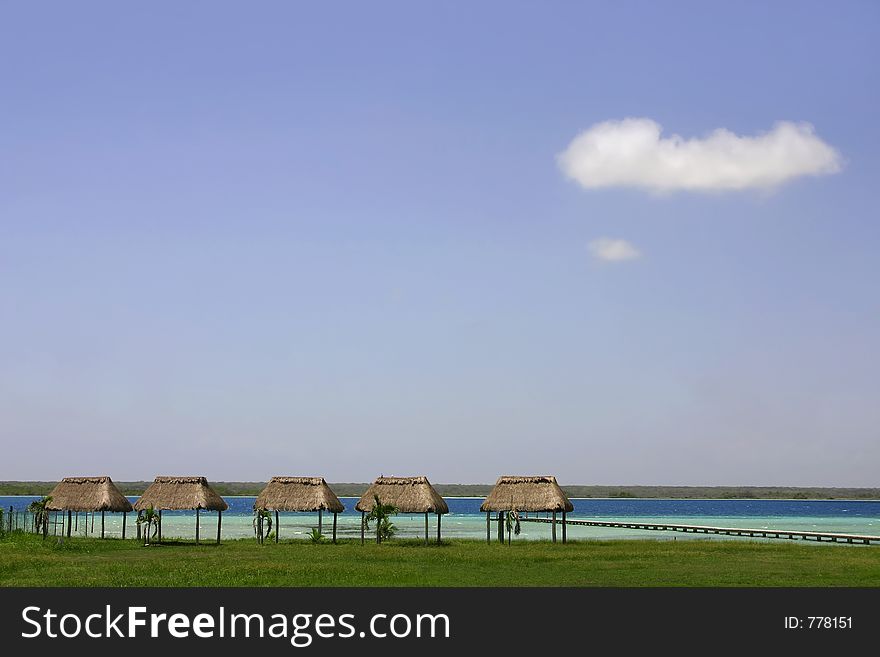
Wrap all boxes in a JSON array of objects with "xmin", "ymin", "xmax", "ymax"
[{"xmin": 1, "ymin": 1, "xmax": 878, "ymax": 485}]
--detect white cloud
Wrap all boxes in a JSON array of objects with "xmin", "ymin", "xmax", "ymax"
[
  {"xmin": 558, "ymin": 118, "xmax": 841, "ymax": 192},
  {"xmin": 588, "ymin": 238, "xmax": 641, "ymax": 262}
]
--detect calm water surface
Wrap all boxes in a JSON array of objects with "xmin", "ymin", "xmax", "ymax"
[{"xmin": 4, "ymin": 496, "xmax": 878, "ymax": 542}]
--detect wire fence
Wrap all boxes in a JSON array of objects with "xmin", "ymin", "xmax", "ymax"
[
  {"xmin": 4, "ymin": 506, "xmax": 36, "ymax": 534},
  {"xmin": 3, "ymin": 506, "xmax": 134, "ymax": 538},
  {"xmin": 3, "ymin": 506, "xmax": 110, "ymax": 537}
]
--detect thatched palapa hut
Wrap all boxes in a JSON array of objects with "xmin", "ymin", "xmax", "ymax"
[
  {"xmin": 133, "ymin": 476, "xmax": 228, "ymax": 544},
  {"xmin": 480, "ymin": 475, "xmax": 574, "ymax": 544},
  {"xmin": 46, "ymin": 476, "xmax": 133, "ymax": 539},
  {"xmin": 355, "ymin": 476, "xmax": 449, "ymax": 545},
  {"xmin": 254, "ymin": 477, "xmax": 345, "ymax": 543}
]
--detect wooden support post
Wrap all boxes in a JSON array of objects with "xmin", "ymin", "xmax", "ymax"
[
  {"xmin": 361, "ymin": 511, "xmax": 365, "ymax": 545},
  {"xmin": 275, "ymin": 511, "xmax": 279, "ymax": 543},
  {"xmin": 53, "ymin": 511, "xmax": 58, "ymax": 536},
  {"xmin": 562, "ymin": 511, "xmax": 567, "ymax": 544},
  {"xmin": 196, "ymin": 508, "xmax": 200, "ymax": 545},
  {"xmin": 486, "ymin": 512, "xmax": 490, "ymax": 544},
  {"xmin": 318, "ymin": 509, "xmax": 323, "ymax": 536},
  {"xmin": 91, "ymin": 511, "xmax": 95, "ymax": 533},
  {"xmin": 332, "ymin": 512, "xmax": 338, "ymax": 544},
  {"xmin": 67, "ymin": 510, "xmax": 72, "ymax": 538},
  {"xmin": 437, "ymin": 513, "xmax": 441, "ymax": 544},
  {"xmin": 122, "ymin": 512, "xmax": 127, "ymax": 540},
  {"xmin": 551, "ymin": 511, "xmax": 557, "ymax": 543},
  {"xmin": 101, "ymin": 511, "xmax": 105, "ymax": 539},
  {"xmin": 498, "ymin": 512, "xmax": 504, "ymax": 543},
  {"xmin": 216, "ymin": 511, "xmax": 222, "ymax": 545},
  {"xmin": 75, "ymin": 512, "xmax": 78, "ymax": 532},
  {"xmin": 425, "ymin": 512, "xmax": 429, "ymax": 546},
  {"xmin": 136, "ymin": 511, "xmax": 141, "ymax": 541},
  {"xmin": 158, "ymin": 510, "xmax": 162, "ymax": 543}
]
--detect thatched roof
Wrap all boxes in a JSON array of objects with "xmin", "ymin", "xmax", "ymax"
[
  {"xmin": 45, "ymin": 477, "xmax": 133, "ymax": 512},
  {"xmin": 133, "ymin": 476, "xmax": 229, "ymax": 512},
  {"xmin": 480, "ymin": 475, "xmax": 574, "ymax": 512},
  {"xmin": 254, "ymin": 477, "xmax": 344, "ymax": 513},
  {"xmin": 355, "ymin": 476, "xmax": 448, "ymax": 514}
]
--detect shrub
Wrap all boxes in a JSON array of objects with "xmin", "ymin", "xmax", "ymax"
[{"xmin": 365, "ymin": 495, "xmax": 398, "ymax": 544}]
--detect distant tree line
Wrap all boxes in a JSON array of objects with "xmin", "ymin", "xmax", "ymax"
[{"xmin": 2, "ymin": 481, "xmax": 879, "ymax": 499}]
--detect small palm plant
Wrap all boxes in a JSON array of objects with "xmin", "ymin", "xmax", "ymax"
[
  {"xmin": 137, "ymin": 506, "xmax": 160, "ymax": 546},
  {"xmin": 28, "ymin": 496, "xmax": 52, "ymax": 539},
  {"xmin": 253, "ymin": 509, "xmax": 273, "ymax": 544},
  {"xmin": 504, "ymin": 510, "xmax": 521, "ymax": 545},
  {"xmin": 365, "ymin": 495, "xmax": 398, "ymax": 544},
  {"xmin": 309, "ymin": 528, "xmax": 325, "ymax": 544}
]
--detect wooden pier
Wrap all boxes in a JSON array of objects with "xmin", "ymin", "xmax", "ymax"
[{"xmin": 518, "ymin": 517, "xmax": 880, "ymax": 545}]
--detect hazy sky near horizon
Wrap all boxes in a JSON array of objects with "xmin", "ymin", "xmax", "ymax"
[{"xmin": 2, "ymin": 2, "xmax": 878, "ymax": 486}]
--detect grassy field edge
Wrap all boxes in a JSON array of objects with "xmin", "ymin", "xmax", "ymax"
[{"xmin": 2, "ymin": 532, "xmax": 879, "ymax": 587}]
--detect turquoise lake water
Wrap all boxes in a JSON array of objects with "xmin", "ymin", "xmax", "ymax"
[{"xmin": 4, "ymin": 496, "xmax": 879, "ymax": 543}]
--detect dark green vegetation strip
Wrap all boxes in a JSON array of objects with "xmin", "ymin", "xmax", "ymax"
[
  {"xmin": 2, "ymin": 481, "xmax": 880, "ymax": 498},
  {"xmin": 1, "ymin": 533, "xmax": 879, "ymax": 587}
]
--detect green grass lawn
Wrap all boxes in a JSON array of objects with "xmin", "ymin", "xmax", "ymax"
[{"xmin": 1, "ymin": 532, "xmax": 879, "ymax": 586}]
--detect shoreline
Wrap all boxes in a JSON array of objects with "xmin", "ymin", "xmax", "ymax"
[
  {"xmin": 3, "ymin": 481, "xmax": 880, "ymax": 500},
  {"xmin": 3, "ymin": 493, "xmax": 880, "ymax": 502}
]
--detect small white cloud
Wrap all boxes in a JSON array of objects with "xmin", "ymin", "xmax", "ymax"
[
  {"xmin": 558, "ymin": 118, "xmax": 841, "ymax": 192},
  {"xmin": 588, "ymin": 238, "xmax": 641, "ymax": 262}
]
